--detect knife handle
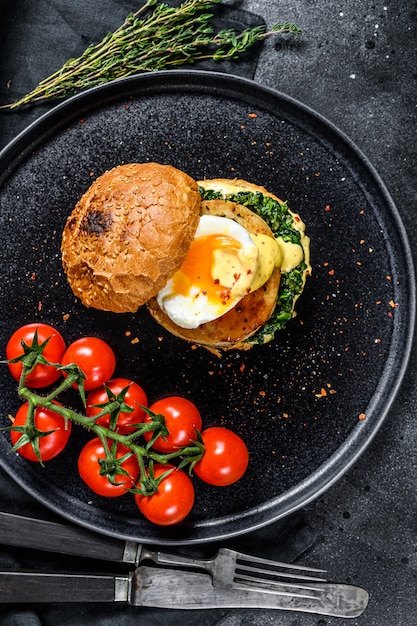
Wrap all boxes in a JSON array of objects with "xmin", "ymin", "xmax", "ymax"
[
  {"xmin": 0, "ymin": 511, "xmax": 138, "ymax": 564},
  {"xmin": 0, "ymin": 570, "xmax": 131, "ymax": 603}
]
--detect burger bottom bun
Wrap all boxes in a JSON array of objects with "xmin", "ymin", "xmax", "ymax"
[{"xmin": 147, "ymin": 198, "xmax": 281, "ymax": 354}]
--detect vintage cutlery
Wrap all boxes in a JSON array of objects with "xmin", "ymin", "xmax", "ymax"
[
  {"xmin": 0, "ymin": 510, "xmax": 327, "ymax": 592},
  {"xmin": 0, "ymin": 565, "xmax": 369, "ymax": 617}
]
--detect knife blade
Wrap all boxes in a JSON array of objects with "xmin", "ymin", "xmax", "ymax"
[{"xmin": 0, "ymin": 566, "xmax": 369, "ymax": 617}]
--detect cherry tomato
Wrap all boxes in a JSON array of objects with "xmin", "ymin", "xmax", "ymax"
[
  {"xmin": 61, "ymin": 337, "xmax": 116, "ymax": 390},
  {"xmin": 10, "ymin": 401, "xmax": 71, "ymax": 462},
  {"xmin": 78, "ymin": 437, "xmax": 139, "ymax": 497},
  {"xmin": 86, "ymin": 378, "xmax": 148, "ymax": 434},
  {"xmin": 134, "ymin": 464, "xmax": 195, "ymax": 526},
  {"xmin": 6, "ymin": 323, "xmax": 66, "ymax": 388},
  {"xmin": 194, "ymin": 427, "xmax": 249, "ymax": 486},
  {"xmin": 143, "ymin": 396, "xmax": 202, "ymax": 452}
]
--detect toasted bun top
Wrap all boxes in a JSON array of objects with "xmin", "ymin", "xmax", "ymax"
[{"xmin": 61, "ymin": 162, "xmax": 201, "ymax": 312}]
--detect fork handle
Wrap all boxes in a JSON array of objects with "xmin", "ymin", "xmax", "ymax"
[
  {"xmin": 141, "ymin": 547, "xmax": 213, "ymax": 575},
  {"xmin": 0, "ymin": 511, "xmax": 138, "ymax": 564}
]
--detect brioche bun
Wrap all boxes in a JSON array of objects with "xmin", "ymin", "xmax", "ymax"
[
  {"xmin": 61, "ymin": 167, "xmax": 309, "ymax": 355},
  {"xmin": 61, "ymin": 162, "xmax": 201, "ymax": 313}
]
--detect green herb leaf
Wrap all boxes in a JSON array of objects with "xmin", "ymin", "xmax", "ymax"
[{"xmin": 1, "ymin": 0, "xmax": 302, "ymax": 110}]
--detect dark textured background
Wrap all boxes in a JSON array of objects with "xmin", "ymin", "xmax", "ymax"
[{"xmin": 0, "ymin": 1, "xmax": 416, "ymax": 624}]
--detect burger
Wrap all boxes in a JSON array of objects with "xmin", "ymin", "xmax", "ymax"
[{"xmin": 61, "ymin": 162, "xmax": 311, "ymax": 355}]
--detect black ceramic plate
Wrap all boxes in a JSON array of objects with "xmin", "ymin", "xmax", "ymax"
[{"xmin": 0, "ymin": 71, "xmax": 414, "ymax": 545}]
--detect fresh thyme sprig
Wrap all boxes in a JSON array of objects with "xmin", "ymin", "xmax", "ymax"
[{"xmin": 1, "ymin": 0, "xmax": 302, "ymax": 110}]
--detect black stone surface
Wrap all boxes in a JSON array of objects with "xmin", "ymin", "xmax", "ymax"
[{"xmin": 0, "ymin": 1, "xmax": 416, "ymax": 624}]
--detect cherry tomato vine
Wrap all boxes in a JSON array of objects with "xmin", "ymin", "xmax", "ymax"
[{"xmin": 2, "ymin": 323, "xmax": 249, "ymax": 525}]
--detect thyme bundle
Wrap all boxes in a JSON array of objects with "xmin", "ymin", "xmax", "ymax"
[{"xmin": 2, "ymin": 0, "xmax": 302, "ymax": 109}]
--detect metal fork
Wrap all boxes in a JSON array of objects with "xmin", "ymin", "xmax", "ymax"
[
  {"xmin": 140, "ymin": 546, "xmax": 327, "ymax": 593},
  {"xmin": 0, "ymin": 511, "xmax": 326, "ymax": 594}
]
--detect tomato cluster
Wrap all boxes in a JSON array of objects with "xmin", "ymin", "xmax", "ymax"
[{"xmin": 5, "ymin": 323, "xmax": 249, "ymax": 526}]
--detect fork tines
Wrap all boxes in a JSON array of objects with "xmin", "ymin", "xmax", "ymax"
[{"xmin": 234, "ymin": 551, "xmax": 327, "ymax": 595}]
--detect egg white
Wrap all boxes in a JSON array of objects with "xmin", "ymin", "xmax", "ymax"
[{"xmin": 156, "ymin": 215, "xmax": 259, "ymax": 329}]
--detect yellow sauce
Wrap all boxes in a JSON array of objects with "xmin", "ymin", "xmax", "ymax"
[
  {"xmin": 276, "ymin": 238, "xmax": 304, "ymax": 273},
  {"xmin": 249, "ymin": 234, "xmax": 281, "ymax": 291}
]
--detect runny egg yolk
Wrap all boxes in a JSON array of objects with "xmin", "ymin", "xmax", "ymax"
[
  {"xmin": 172, "ymin": 233, "xmax": 254, "ymax": 304},
  {"xmin": 156, "ymin": 215, "xmax": 259, "ymax": 329}
]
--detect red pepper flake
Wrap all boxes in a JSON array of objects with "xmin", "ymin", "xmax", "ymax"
[
  {"xmin": 360, "ymin": 239, "xmax": 365, "ymax": 244},
  {"xmin": 323, "ymin": 262, "xmax": 329, "ymax": 267},
  {"xmin": 360, "ymin": 209, "xmax": 365, "ymax": 215},
  {"xmin": 62, "ymin": 313, "xmax": 70, "ymax": 321},
  {"xmin": 130, "ymin": 337, "xmax": 139, "ymax": 344},
  {"xmin": 89, "ymin": 171, "xmax": 95, "ymax": 177},
  {"xmin": 283, "ymin": 412, "xmax": 289, "ymax": 418},
  {"xmin": 259, "ymin": 390, "xmax": 266, "ymax": 397},
  {"xmin": 356, "ymin": 261, "xmax": 362, "ymax": 266},
  {"xmin": 387, "ymin": 311, "xmax": 393, "ymax": 318},
  {"xmin": 240, "ymin": 125, "xmax": 245, "ymax": 129},
  {"xmin": 125, "ymin": 104, "xmax": 130, "ymax": 110},
  {"xmin": 294, "ymin": 215, "xmax": 300, "ymax": 222},
  {"xmin": 386, "ymin": 275, "xmax": 392, "ymax": 281},
  {"xmin": 325, "ymin": 204, "xmax": 331, "ymax": 211},
  {"xmin": 328, "ymin": 269, "xmax": 335, "ymax": 275},
  {"xmin": 125, "ymin": 330, "xmax": 132, "ymax": 336},
  {"xmin": 389, "ymin": 300, "xmax": 399, "ymax": 308},
  {"xmin": 314, "ymin": 384, "xmax": 336, "ymax": 398},
  {"xmin": 248, "ymin": 113, "xmax": 257, "ymax": 118},
  {"xmin": 30, "ymin": 272, "xmax": 36, "ymax": 281},
  {"xmin": 37, "ymin": 301, "xmax": 42, "ymax": 311},
  {"xmin": 358, "ymin": 412, "xmax": 366, "ymax": 420},
  {"xmin": 79, "ymin": 119, "xmax": 85, "ymax": 124},
  {"xmin": 239, "ymin": 363, "xmax": 245, "ymax": 373}
]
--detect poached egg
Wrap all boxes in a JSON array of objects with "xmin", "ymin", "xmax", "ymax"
[{"xmin": 156, "ymin": 214, "xmax": 281, "ymax": 329}]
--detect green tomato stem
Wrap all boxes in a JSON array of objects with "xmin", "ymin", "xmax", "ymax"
[{"xmin": 14, "ymin": 358, "xmax": 202, "ymax": 476}]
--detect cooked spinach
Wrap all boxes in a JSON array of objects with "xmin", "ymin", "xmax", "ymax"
[{"xmin": 199, "ymin": 186, "xmax": 308, "ymax": 345}]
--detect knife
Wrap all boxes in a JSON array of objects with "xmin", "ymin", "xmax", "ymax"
[{"xmin": 0, "ymin": 565, "xmax": 369, "ymax": 617}]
